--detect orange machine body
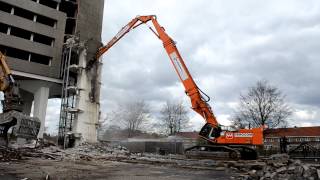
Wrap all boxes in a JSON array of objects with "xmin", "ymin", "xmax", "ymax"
[{"xmin": 216, "ymin": 127, "xmax": 264, "ymax": 145}]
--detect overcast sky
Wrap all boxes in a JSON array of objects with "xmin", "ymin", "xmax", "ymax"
[{"xmin": 46, "ymin": 0, "xmax": 320, "ymax": 134}]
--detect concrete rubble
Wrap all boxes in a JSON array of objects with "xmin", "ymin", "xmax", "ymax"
[
  {"xmin": 231, "ymin": 154, "xmax": 320, "ymax": 180},
  {"xmin": 1, "ymin": 143, "xmax": 319, "ymax": 180}
]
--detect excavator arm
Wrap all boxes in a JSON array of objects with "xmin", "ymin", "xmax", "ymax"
[
  {"xmin": 94, "ymin": 15, "xmax": 222, "ymax": 141},
  {"xmin": 96, "ymin": 16, "xmax": 156, "ymax": 59},
  {"xmin": 0, "ymin": 51, "xmax": 14, "ymax": 92}
]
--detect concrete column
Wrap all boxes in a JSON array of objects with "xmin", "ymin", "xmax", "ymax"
[
  {"xmin": 72, "ymin": 48, "xmax": 99, "ymax": 143},
  {"xmin": 19, "ymin": 90, "xmax": 33, "ymax": 115},
  {"xmin": 33, "ymin": 86, "xmax": 49, "ymax": 139}
]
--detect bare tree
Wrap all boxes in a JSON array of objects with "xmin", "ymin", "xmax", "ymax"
[
  {"xmin": 233, "ymin": 80, "xmax": 291, "ymax": 129},
  {"xmin": 114, "ymin": 100, "xmax": 150, "ymax": 137},
  {"xmin": 160, "ymin": 101, "xmax": 189, "ymax": 135}
]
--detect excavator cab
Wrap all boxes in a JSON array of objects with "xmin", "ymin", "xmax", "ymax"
[{"xmin": 199, "ymin": 123, "xmax": 222, "ymax": 141}]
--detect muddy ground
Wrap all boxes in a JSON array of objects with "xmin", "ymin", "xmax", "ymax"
[{"xmin": 0, "ymin": 158, "xmax": 234, "ymax": 180}]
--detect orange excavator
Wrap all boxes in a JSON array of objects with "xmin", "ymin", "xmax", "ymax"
[{"xmin": 89, "ymin": 15, "xmax": 263, "ymax": 159}]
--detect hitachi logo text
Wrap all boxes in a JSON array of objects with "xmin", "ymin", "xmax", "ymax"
[{"xmin": 234, "ymin": 133, "xmax": 253, "ymax": 138}]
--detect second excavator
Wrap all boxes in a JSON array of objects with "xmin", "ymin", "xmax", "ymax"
[
  {"xmin": 0, "ymin": 51, "xmax": 40, "ymax": 146},
  {"xmin": 89, "ymin": 15, "xmax": 263, "ymax": 160}
]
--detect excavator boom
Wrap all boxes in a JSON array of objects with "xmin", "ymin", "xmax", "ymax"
[{"xmin": 96, "ymin": 16, "xmax": 156, "ymax": 59}]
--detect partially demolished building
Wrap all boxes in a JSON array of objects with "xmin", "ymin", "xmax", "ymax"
[{"xmin": 0, "ymin": 0, "xmax": 104, "ymax": 146}]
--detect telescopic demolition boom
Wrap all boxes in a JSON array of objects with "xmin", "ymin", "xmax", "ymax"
[
  {"xmin": 92, "ymin": 15, "xmax": 222, "ymax": 142},
  {"xmin": 92, "ymin": 15, "xmax": 264, "ymax": 160}
]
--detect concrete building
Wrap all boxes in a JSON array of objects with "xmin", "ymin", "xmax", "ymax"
[{"xmin": 0, "ymin": 0, "xmax": 104, "ymax": 144}]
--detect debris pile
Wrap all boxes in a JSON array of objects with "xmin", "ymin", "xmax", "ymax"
[
  {"xmin": 71, "ymin": 142, "xmax": 128, "ymax": 154},
  {"xmin": 231, "ymin": 154, "xmax": 320, "ymax": 180},
  {"xmin": 0, "ymin": 145, "xmax": 21, "ymax": 161},
  {"xmin": 0, "ymin": 145, "xmax": 59, "ymax": 161},
  {"xmin": 2, "ymin": 142, "xmax": 320, "ymax": 180},
  {"xmin": 39, "ymin": 142, "xmax": 130, "ymax": 161}
]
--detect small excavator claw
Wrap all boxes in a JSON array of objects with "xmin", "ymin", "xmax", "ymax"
[{"xmin": 0, "ymin": 110, "xmax": 40, "ymax": 145}]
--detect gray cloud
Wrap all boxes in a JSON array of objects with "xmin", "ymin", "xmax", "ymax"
[
  {"xmin": 100, "ymin": 0, "xmax": 320, "ymax": 128},
  {"xmin": 45, "ymin": 0, "xmax": 320, "ymax": 134}
]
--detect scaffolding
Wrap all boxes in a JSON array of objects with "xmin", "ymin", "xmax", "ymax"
[{"xmin": 58, "ymin": 37, "xmax": 82, "ymax": 147}]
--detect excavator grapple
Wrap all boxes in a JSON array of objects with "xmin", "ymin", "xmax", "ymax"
[
  {"xmin": 0, "ymin": 51, "xmax": 40, "ymax": 145},
  {"xmin": 0, "ymin": 110, "xmax": 40, "ymax": 145}
]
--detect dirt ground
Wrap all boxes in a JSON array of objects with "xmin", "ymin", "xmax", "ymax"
[
  {"xmin": 4, "ymin": 143, "xmax": 318, "ymax": 179},
  {"xmin": 0, "ymin": 158, "xmax": 235, "ymax": 180}
]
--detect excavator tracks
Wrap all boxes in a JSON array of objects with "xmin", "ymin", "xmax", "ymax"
[{"xmin": 185, "ymin": 145, "xmax": 258, "ymax": 160}]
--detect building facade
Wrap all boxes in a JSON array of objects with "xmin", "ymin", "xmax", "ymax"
[
  {"xmin": 0, "ymin": 0, "xmax": 104, "ymax": 141},
  {"xmin": 0, "ymin": 0, "xmax": 66, "ymax": 78}
]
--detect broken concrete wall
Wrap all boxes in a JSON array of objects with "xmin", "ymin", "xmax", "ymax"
[
  {"xmin": 119, "ymin": 141, "xmax": 184, "ymax": 154},
  {"xmin": 67, "ymin": 0, "xmax": 104, "ymax": 144},
  {"xmin": 145, "ymin": 142, "xmax": 184, "ymax": 154},
  {"xmin": 71, "ymin": 47, "xmax": 101, "ymax": 143},
  {"xmin": 120, "ymin": 142, "xmax": 146, "ymax": 153}
]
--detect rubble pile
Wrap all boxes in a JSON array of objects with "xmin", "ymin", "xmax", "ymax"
[
  {"xmin": 231, "ymin": 154, "xmax": 320, "ymax": 180},
  {"xmin": 71, "ymin": 142, "xmax": 128, "ymax": 154},
  {"xmin": 0, "ymin": 145, "xmax": 59, "ymax": 161},
  {"xmin": 0, "ymin": 142, "xmax": 130, "ymax": 162},
  {"xmin": 0, "ymin": 145, "xmax": 22, "ymax": 161},
  {"xmin": 1, "ymin": 142, "xmax": 219, "ymax": 169},
  {"xmin": 2, "ymin": 142, "xmax": 320, "ymax": 180},
  {"xmin": 129, "ymin": 154, "xmax": 215, "ymax": 167},
  {"xmin": 40, "ymin": 142, "xmax": 130, "ymax": 161}
]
